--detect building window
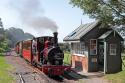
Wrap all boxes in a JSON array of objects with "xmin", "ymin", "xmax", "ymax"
[
  {"xmin": 72, "ymin": 42, "xmax": 85, "ymax": 54},
  {"xmin": 90, "ymin": 39, "xmax": 97, "ymax": 55},
  {"xmin": 110, "ymin": 44, "xmax": 116, "ymax": 55}
]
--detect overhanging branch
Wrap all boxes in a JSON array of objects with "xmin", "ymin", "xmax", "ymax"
[{"xmin": 100, "ymin": 0, "xmax": 125, "ymax": 18}]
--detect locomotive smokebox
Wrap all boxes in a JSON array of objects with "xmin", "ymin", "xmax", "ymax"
[{"xmin": 53, "ymin": 32, "xmax": 58, "ymax": 47}]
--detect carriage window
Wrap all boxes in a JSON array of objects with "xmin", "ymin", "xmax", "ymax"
[
  {"xmin": 23, "ymin": 42, "xmax": 31, "ymax": 50},
  {"xmin": 90, "ymin": 39, "xmax": 97, "ymax": 55},
  {"xmin": 110, "ymin": 44, "xmax": 116, "ymax": 55}
]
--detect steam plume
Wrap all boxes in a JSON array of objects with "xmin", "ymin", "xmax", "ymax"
[
  {"xmin": 9, "ymin": 0, "xmax": 58, "ymax": 32},
  {"xmin": 26, "ymin": 16, "xmax": 58, "ymax": 32}
]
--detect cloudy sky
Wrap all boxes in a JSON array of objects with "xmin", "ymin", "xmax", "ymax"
[{"xmin": 0, "ymin": 0, "xmax": 94, "ymax": 42}]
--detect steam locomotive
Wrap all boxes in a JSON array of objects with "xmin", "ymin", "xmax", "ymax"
[{"xmin": 15, "ymin": 32, "xmax": 71, "ymax": 76}]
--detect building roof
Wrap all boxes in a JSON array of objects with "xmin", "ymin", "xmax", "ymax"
[
  {"xmin": 98, "ymin": 30, "xmax": 124, "ymax": 41},
  {"xmin": 64, "ymin": 21, "xmax": 99, "ymax": 41},
  {"xmin": 98, "ymin": 30, "xmax": 113, "ymax": 39}
]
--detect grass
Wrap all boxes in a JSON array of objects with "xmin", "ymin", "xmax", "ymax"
[
  {"xmin": 0, "ymin": 55, "xmax": 14, "ymax": 83},
  {"xmin": 104, "ymin": 55, "xmax": 125, "ymax": 83},
  {"xmin": 63, "ymin": 52, "xmax": 71, "ymax": 65},
  {"xmin": 104, "ymin": 70, "xmax": 125, "ymax": 83}
]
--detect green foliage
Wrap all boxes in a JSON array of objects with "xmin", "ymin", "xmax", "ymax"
[
  {"xmin": 59, "ymin": 43, "xmax": 70, "ymax": 53},
  {"xmin": 63, "ymin": 52, "xmax": 71, "ymax": 65},
  {"xmin": 0, "ymin": 18, "xmax": 34, "ymax": 49},
  {"xmin": 5, "ymin": 27, "xmax": 34, "ymax": 47},
  {"xmin": 0, "ymin": 48, "xmax": 5, "ymax": 53},
  {"xmin": 0, "ymin": 55, "xmax": 14, "ymax": 83},
  {"xmin": 70, "ymin": 0, "xmax": 125, "ymax": 27},
  {"xmin": 0, "ymin": 28, "xmax": 9, "ymax": 53},
  {"xmin": 0, "ymin": 42, "xmax": 8, "ymax": 53}
]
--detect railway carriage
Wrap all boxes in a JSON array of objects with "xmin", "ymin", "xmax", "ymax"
[{"xmin": 15, "ymin": 32, "xmax": 71, "ymax": 76}]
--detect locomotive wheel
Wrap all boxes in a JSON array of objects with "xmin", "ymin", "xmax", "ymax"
[
  {"xmin": 34, "ymin": 63, "xmax": 37, "ymax": 67},
  {"xmin": 32, "ymin": 61, "xmax": 37, "ymax": 67}
]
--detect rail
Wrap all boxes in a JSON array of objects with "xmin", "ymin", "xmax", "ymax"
[{"xmin": 19, "ymin": 73, "xmax": 25, "ymax": 83}]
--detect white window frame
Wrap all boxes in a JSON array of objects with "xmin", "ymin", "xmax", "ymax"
[
  {"xmin": 71, "ymin": 42, "xmax": 85, "ymax": 55},
  {"xmin": 110, "ymin": 44, "xmax": 116, "ymax": 55},
  {"xmin": 90, "ymin": 39, "xmax": 97, "ymax": 55}
]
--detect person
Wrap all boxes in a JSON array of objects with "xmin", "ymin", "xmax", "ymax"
[
  {"xmin": 32, "ymin": 37, "xmax": 37, "ymax": 55},
  {"xmin": 42, "ymin": 38, "xmax": 53, "ymax": 64}
]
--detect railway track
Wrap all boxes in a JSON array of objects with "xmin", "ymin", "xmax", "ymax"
[
  {"xmin": 14, "ymin": 56, "xmax": 66, "ymax": 83},
  {"xmin": 16, "ymin": 59, "xmax": 53, "ymax": 83},
  {"xmin": 18, "ymin": 73, "xmax": 25, "ymax": 83},
  {"xmin": 25, "ymin": 62, "xmax": 79, "ymax": 83},
  {"xmin": 14, "ymin": 70, "xmax": 50, "ymax": 83}
]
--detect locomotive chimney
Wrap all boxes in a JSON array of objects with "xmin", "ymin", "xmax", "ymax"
[{"xmin": 53, "ymin": 32, "xmax": 58, "ymax": 47}]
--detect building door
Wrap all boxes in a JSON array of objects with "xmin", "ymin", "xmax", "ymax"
[{"xmin": 98, "ymin": 42, "xmax": 104, "ymax": 71}]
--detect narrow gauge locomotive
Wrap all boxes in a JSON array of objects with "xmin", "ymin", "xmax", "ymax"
[{"xmin": 15, "ymin": 32, "xmax": 71, "ymax": 76}]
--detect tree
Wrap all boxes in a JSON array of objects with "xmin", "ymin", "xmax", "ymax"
[
  {"xmin": 0, "ymin": 18, "xmax": 3, "ymax": 28},
  {"xmin": 0, "ymin": 18, "xmax": 9, "ymax": 53},
  {"xmin": 0, "ymin": 29, "xmax": 8, "ymax": 52},
  {"xmin": 5, "ymin": 27, "xmax": 34, "ymax": 47},
  {"xmin": 70, "ymin": 0, "xmax": 125, "ymax": 27}
]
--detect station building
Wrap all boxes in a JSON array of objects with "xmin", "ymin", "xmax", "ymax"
[{"xmin": 64, "ymin": 21, "xmax": 124, "ymax": 73}]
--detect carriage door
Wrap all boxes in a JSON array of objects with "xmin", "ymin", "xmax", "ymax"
[
  {"xmin": 32, "ymin": 39, "xmax": 39, "ymax": 63},
  {"xmin": 98, "ymin": 41, "xmax": 104, "ymax": 71}
]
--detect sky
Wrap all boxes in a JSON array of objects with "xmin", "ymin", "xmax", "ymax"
[{"xmin": 0, "ymin": 0, "xmax": 94, "ymax": 42}]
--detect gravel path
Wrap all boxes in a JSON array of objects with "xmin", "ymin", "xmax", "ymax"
[
  {"xmin": 83, "ymin": 78, "xmax": 109, "ymax": 83},
  {"xmin": 5, "ymin": 56, "xmax": 49, "ymax": 83},
  {"xmin": 5, "ymin": 55, "xmax": 76, "ymax": 83}
]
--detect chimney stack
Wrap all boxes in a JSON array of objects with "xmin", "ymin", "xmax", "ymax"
[{"xmin": 53, "ymin": 32, "xmax": 58, "ymax": 47}]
